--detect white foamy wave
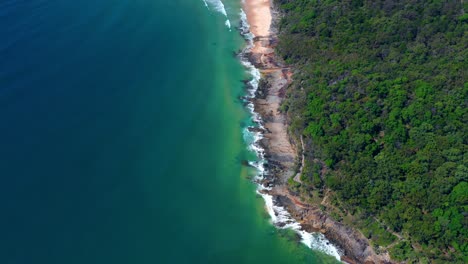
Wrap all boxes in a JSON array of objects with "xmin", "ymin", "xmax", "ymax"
[
  {"xmin": 258, "ymin": 190, "xmax": 341, "ymax": 260},
  {"xmin": 202, "ymin": 0, "xmax": 232, "ymax": 30},
  {"xmin": 238, "ymin": 7, "xmax": 343, "ymax": 262},
  {"xmin": 300, "ymin": 231, "xmax": 342, "ymax": 259},
  {"xmin": 240, "ymin": 9, "xmax": 255, "ymax": 44}
]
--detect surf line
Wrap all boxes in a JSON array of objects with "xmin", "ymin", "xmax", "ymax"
[{"xmin": 202, "ymin": 0, "xmax": 232, "ymax": 30}]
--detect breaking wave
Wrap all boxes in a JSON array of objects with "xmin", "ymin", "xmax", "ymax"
[{"xmin": 202, "ymin": 0, "xmax": 232, "ymax": 30}]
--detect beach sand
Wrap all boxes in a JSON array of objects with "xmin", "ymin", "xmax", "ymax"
[
  {"xmin": 243, "ymin": 0, "xmax": 275, "ymax": 55},
  {"xmin": 243, "ymin": 0, "xmax": 271, "ymax": 37}
]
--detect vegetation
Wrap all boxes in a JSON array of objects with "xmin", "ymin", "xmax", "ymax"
[{"xmin": 274, "ymin": 0, "xmax": 467, "ymax": 262}]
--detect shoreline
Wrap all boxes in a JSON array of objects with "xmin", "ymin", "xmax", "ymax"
[{"xmin": 241, "ymin": 1, "xmax": 395, "ymax": 263}]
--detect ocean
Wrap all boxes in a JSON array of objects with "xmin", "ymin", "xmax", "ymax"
[{"xmin": 0, "ymin": 0, "xmax": 339, "ymax": 263}]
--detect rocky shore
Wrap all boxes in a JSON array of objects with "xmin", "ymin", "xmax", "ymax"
[{"xmin": 243, "ymin": 1, "xmax": 395, "ymax": 263}]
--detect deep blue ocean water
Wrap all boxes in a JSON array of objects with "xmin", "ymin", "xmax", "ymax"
[{"xmin": 0, "ymin": 1, "xmax": 339, "ymax": 263}]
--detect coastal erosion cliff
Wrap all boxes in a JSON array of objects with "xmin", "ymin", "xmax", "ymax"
[{"xmin": 242, "ymin": 0, "xmax": 395, "ymax": 263}]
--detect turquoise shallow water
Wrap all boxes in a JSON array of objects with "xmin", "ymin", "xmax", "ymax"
[{"xmin": 0, "ymin": 1, "xmax": 339, "ymax": 263}]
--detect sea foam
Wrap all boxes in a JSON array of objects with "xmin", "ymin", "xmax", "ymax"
[
  {"xmin": 238, "ymin": 7, "xmax": 342, "ymax": 262},
  {"xmin": 202, "ymin": 0, "xmax": 232, "ymax": 30}
]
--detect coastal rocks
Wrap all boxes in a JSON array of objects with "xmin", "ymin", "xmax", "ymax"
[
  {"xmin": 247, "ymin": 126, "xmax": 266, "ymax": 133},
  {"xmin": 271, "ymin": 189, "xmax": 393, "ymax": 264},
  {"xmin": 241, "ymin": 160, "xmax": 255, "ymax": 167},
  {"xmin": 255, "ymin": 78, "xmax": 270, "ymax": 99}
]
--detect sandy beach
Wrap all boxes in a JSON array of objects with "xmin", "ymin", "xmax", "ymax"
[{"xmin": 243, "ymin": 0, "xmax": 271, "ymax": 37}]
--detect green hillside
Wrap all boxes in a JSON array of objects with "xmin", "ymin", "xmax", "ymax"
[{"xmin": 275, "ymin": 0, "xmax": 467, "ymax": 262}]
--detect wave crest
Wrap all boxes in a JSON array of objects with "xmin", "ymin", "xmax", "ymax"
[{"xmin": 202, "ymin": 0, "xmax": 231, "ymax": 30}]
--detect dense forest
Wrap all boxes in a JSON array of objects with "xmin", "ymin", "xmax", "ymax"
[{"xmin": 274, "ymin": 0, "xmax": 467, "ymax": 262}]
